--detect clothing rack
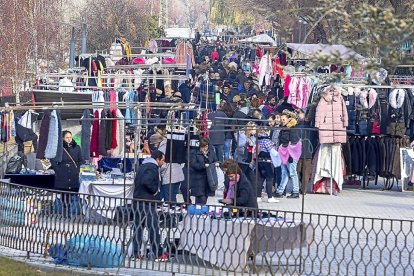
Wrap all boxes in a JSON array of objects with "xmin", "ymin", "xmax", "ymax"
[{"xmin": 106, "ymin": 64, "xmax": 186, "ymax": 70}]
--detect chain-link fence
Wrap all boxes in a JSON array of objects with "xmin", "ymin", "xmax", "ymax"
[{"xmin": 0, "ymin": 181, "xmax": 412, "ymax": 275}]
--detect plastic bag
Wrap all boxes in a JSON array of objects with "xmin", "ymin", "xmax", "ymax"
[
  {"xmin": 5, "ymin": 155, "xmax": 24, "ymax": 174},
  {"xmin": 65, "ymin": 235, "xmax": 124, "ymax": 268}
]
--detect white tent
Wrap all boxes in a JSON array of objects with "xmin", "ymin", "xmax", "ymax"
[
  {"xmin": 239, "ymin": 34, "xmax": 277, "ymax": 46},
  {"xmin": 286, "ymin": 43, "xmax": 365, "ymax": 62},
  {"xmin": 165, "ymin": 28, "xmax": 195, "ymax": 39}
]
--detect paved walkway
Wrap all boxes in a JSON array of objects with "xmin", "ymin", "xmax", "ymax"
[
  {"xmin": 205, "ymin": 183, "xmax": 414, "ymax": 220},
  {"xmin": 259, "ymin": 186, "xmax": 414, "ymax": 220},
  {"xmin": 0, "ymin": 183, "xmax": 413, "ymax": 276}
]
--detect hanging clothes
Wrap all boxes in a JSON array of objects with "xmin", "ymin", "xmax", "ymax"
[
  {"xmin": 175, "ymin": 41, "xmax": 195, "ymax": 70},
  {"xmin": 315, "ymin": 86, "xmax": 349, "ymax": 144},
  {"xmin": 90, "ymin": 110, "xmax": 100, "ymax": 158},
  {"xmin": 99, "ymin": 110, "xmax": 108, "ymax": 156},
  {"xmin": 36, "ymin": 110, "xmax": 51, "ymax": 159},
  {"xmin": 9, "ymin": 111, "xmax": 16, "ymax": 139},
  {"xmin": 105, "ymin": 111, "xmax": 113, "ymax": 150},
  {"xmin": 55, "ymin": 110, "xmax": 63, "ymax": 162},
  {"xmin": 312, "ymin": 143, "xmax": 345, "ymax": 193},
  {"xmin": 44, "ymin": 110, "xmax": 59, "ymax": 159},
  {"xmin": 81, "ymin": 109, "xmax": 92, "ymax": 161},
  {"xmin": 112, "ymin": 110, "xmax": 125, "ymax": 157},
  {"xmin": 111, "ymin": 110, "xmax": 118, "ymax": 150},
  {"xmin": 165, "ymin": 131, "xmax": 186, "ymax": 164},
  {"xmin": 258, "ymin": 53, "xmax": 272, "ymax": 87}
]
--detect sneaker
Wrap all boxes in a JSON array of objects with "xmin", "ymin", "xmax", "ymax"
[
  {"xmin": 267, "ymin": 197, "xmax": 280, "ymax": 203},
  {"xmin": 256, "ymin": 197, "xmax": 262, "ymax": 202},
  {"xmin": 134, "ymin": 255, "xmax": 144, "ymax": 261},
  {"xmin": 155, "ymin": 253, "xmax": 169, "ymax": 262},
  {"xmin": 274, "ymin": 193, "xmax": 283, "ymax": 198},
  {"xmin": 287, "ymin": 193, "xmax": 300, "ymax": 199}
]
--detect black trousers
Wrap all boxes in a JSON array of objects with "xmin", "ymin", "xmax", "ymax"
[
  {"xmin": 258, "ymin": 161, "xmax": 274, "ymax": 197},
  {"xmin": 132, "ymin": 202, "xmax": 162, "ymax": 258}
]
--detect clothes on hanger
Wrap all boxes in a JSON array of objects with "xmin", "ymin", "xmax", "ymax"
[{"xmin": 81, "ymin": 109, "xmax": 92, "ymax": 161}]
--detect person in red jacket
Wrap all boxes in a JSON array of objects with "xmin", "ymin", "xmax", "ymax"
[{"xmin": 211, "ymin": 47, "xmax": 220, "ymax": 62}]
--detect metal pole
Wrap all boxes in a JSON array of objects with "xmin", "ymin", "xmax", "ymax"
[
  {"xmin": 69, "ymin": 27, "xmax": 75, "ymax": 68},
  {"xmin": 186, "ymin": 120, "xmax": 191, "ymax": 205},
  {"xmin": 81, "ymin": 24, "xmax": 87, "ymax": 54},
  {"xmin": 205, "ymin": 74, "xmax": 209, "ymax": 110}
]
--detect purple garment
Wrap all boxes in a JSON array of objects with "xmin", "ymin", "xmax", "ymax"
[
  {"xmin": 225, "ymin": 175, "xmax": 240, "ymax": 200},
  {"xmin": 278, "ymin": 141, "xmax": 302, "ymax": 165}
]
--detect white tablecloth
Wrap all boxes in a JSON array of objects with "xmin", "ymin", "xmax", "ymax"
[
  {"xmin": 79, "ymin": 179, "xmax": 134, "ymax": 219},
  {"xmin": 179, "ymin": 215, "xmax": 313, "ymax": 271}
]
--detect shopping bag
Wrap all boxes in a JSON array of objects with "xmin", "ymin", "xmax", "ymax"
[
  {"xmin": 206, "ymin": 165, "xmax": 218, "ymax": 191},
  {"xmin": 270, "ymin": 148, "xmax": 282, "ymax": 168},
  {"xmin": 216, "ymin": 167, "xmax": 225, "ymax": 190}
]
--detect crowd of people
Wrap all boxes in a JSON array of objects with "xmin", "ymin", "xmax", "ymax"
[{"xmin": 135, "ymin": 38, "xmax": 309, "ymax": 211}]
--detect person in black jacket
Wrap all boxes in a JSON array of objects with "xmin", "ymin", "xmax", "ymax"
[
  {"xmin": 189, "ymin": 137, "xmax": 219, "ymax": 205},
  {"xmin": 51, "ymin": 130, "xmax": 84, "ymax": 218},
  {"xmin": 52, "ymin": 130, "xmax": 84, "ymax": 191},
  {"xmin": 132, "ymin": 150, "xmax": 169, "ymax": 261},
  {"xmin": 221, "ymin": 163, "xmax": 258, "ymax": 211}
]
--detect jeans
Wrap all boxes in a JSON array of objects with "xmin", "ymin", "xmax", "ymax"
[
  {"xmin": 224, "ymin": 139, "xmax": 233, "ymax": 160},
  {"xmin": 258, "ymin": 162, "xmax": 274, "ymax": 198},
  {"xmin": 276, "ymin": 160, "xmax": 299, "ymax": 195},
  {"xmin": 160, "ymin": 182, "xmax": 180, "ymax": 203},
  {"xmin": 213, "ymin": 144, "xmax": 224, "ymax": 162},
  {"xmin": 132, "ymin": 202, "xmax": 163, "ymax": 258},
  {"xmin": 274, "ymin": 166, "xmax": 282, "ymax": 191}
]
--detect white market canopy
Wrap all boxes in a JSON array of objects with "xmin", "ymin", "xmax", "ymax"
[
  {"xmin": 165, "ymin": 28, "xmax": 195, "ymax": 39},
  {"xmin": 286, "ymin": 43, "xmax": 365, "ymax": 62},
  {"xmin": 239, "ymin": 34, "xmax": 277, "ymax": 46}
]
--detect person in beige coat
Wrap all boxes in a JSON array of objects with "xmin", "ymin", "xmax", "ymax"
[{"xmin": 315, "ymin": 86, "xmax": 349, "ymax": 144}]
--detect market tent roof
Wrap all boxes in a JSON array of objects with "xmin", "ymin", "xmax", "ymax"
[
  {"xmin": 165, "ymin": 28, "xmax": 195, "ymax": 39},
  {"xmin": 239, "ymin": 34, "xmax": 277, "ymax": 46},
  {"xmin": 286, "ymin": 43, "xmax": 365, "ymax": 61}
]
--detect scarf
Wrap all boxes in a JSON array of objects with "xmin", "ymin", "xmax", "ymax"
[
  {"xmin": 225, "ymin": 174, "xmax": 240, "ymax": 200},
  {"xmin": 278, "ymin": 141, "xmax": 303, "ymax": 165},
  {"xmin": 389, "ymin": 89, "xmax": 405, "ymax": 109}
]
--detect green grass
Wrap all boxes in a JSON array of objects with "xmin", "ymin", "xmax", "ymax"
[{"xmin": 0, "ymin": 257, "xmax": 83, "ymax": 276}]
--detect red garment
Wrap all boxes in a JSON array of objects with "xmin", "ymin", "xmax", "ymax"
[
  {"xmin": 272, "ymin": 57, "xmax": 285, "ymax": 79},
  {"xmin": 111, "ymin": 110, "xmax": 118, "ymax": 149},
  {"xmin": 312, "ymin": 178, "xmax": 340, "ymax": 195},
  {"xmin": 199, "ymin": 111, "xmax": 209, "ymax": 137},
  {"xmin": 211, "ymin": 51, "xmax": 219, "ymax": 61},
  {"xmin": 90, "ymin": 110, "xmax": 100, "ymax": 157},
  {"xmin": 256, "ymin": 46, "xmax": 263, "ymax": 59}
]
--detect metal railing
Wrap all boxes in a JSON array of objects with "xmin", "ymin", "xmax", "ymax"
[{"xmin": 0, "ymin": 181, "xmax": 412, "ymax": 275}]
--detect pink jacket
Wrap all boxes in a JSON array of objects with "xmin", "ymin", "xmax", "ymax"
[{"xmin": 315, "ymin": 86, "xmax": 348, "ymax": 144}]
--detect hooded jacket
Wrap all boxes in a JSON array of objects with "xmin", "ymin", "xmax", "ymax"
[
  {"xmin": 315, "ymin": 86, "xmax": 349, "ymax": 144},
  {"xmin": 133, "ymin": 158, "xmax": 161, "ymax": 201}
]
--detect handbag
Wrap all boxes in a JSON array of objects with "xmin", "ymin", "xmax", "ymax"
[{"xmin": 206, "ymin": 164, "xmax": 219, "ymax": 191}]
